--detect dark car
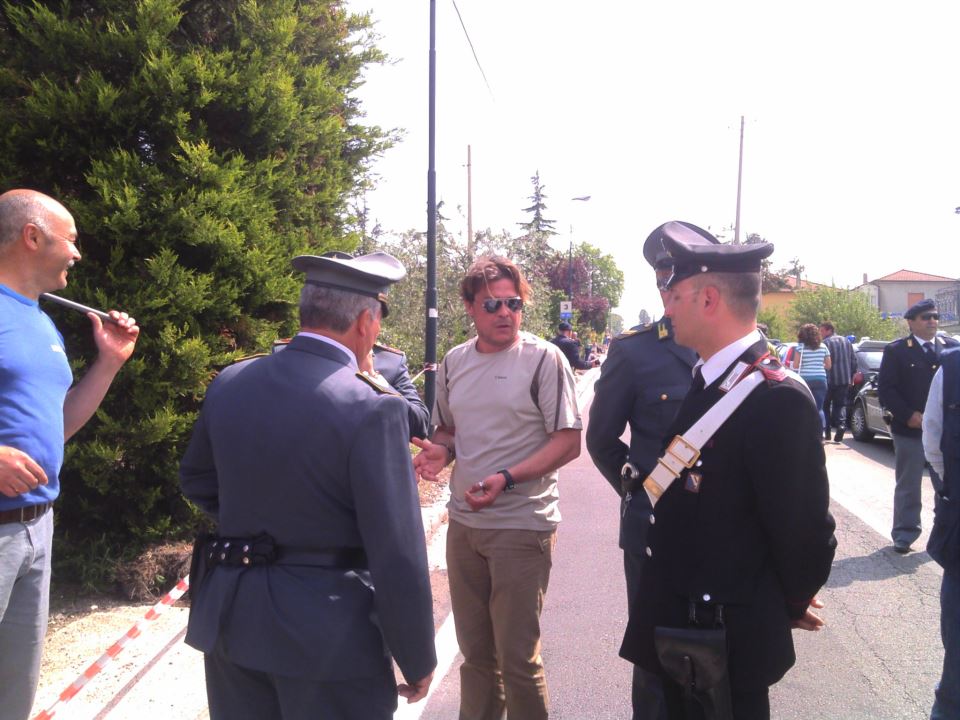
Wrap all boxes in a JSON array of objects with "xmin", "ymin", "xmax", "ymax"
[
  {"xmin": 849, "ymin": 340, "xmax": 892, "ymax": 442},
  {"xmin": 851, "ymin": 340, "xmax": 889, "ymax": 398}
]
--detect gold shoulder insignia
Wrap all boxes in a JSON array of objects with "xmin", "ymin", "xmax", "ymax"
[
  {"xmin": 907, "ymin": 338, "xmax": 914, "ymax": 348},
  {"xmin": 657, "ymin": 322, "xmax": 669, "ymax": 340},
  {"xmin": 374, "ymin": 342, "xmax": 404, "ymax": 355},
  {"xmin": 616, "ymin": 324, "xmax": 655, "ymax": 340},
  {"xmin": 356, "ymin": 370, "xmax": 400, "ymax": 395},
  {"xmin": 234, "ymin": 352, "xmax": 269, "ymax": 363}
]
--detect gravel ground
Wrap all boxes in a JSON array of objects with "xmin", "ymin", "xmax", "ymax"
[{"xmin": 31, "ymin": 473, "xmax": 451, "ymax": 720}]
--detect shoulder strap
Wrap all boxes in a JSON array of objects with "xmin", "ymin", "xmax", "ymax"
[{"xmin": 642, "ymin": 371, "xmax": 766, "ymax": 507}]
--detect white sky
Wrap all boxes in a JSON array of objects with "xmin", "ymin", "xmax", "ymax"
[{"xmin": 347, "ymin": 0, "xmax": 960, "ymax": 322}]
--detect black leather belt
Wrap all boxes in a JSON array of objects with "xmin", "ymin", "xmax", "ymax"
[
  {"xmin": 203, "ymin": 533, "xmax": 368, "ymax": 570},
  {"xmin": 0, "ymin": 502, "xmax": 52, "ymax": 525}
]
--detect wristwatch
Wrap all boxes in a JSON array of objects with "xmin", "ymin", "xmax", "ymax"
[{"xmin": 498, "ymin": 468, "xmax": 516, "ymax": 491}]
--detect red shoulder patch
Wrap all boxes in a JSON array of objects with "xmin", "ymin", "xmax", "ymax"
[{"xmin": 755, "ymin": 352, "xmax": 787, "ymax": 382}]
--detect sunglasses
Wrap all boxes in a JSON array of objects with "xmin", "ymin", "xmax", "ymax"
[
  {"xmin": 918, "ymin": 312, "xmax": 939, "ymax": 321},
  {"xmin": 481, "ymin": 297, "xmax": 524, "ymax": 313}
]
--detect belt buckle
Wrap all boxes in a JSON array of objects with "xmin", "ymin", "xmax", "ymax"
[{"xmin": 666, "ymin": 435, "xmax": 700, "ymax": 469}]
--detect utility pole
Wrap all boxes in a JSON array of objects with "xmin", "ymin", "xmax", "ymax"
[
  {"xmin": 734, "ymin": 114, "xmax": 744, "ymax": 244},
  {"xmin": 424, "ymin": 0, "xmax": 438, "ymax": 416},
  {"xmin": 466, "ymin": 144, "xmax": 473, "ymax": 260}
]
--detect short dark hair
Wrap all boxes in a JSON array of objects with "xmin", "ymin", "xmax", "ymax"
[
  {"xmin": 692, "ymin": 272, "xmax": 761, "ymax": 320},
  {"xmin": 460, "ymin": 256, "xmax": 531, "ymax": 303},
  {"xmin": 819, "ymin": 321, "xmax": 835, "ymax": 333}
]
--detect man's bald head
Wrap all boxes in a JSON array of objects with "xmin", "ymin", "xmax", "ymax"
[{"xmin": 0, "ymin": 190, "xmax": 72, "ymax": 250}]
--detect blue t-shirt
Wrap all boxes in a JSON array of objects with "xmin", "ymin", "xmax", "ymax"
[{"xmin": 0, "ymin": 284, "xmax": 73, "ymax": 509}]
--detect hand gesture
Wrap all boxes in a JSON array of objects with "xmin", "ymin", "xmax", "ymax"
[
  {"xmin": 0, "ymin": 446, "xmax": 48, "ymax": 498},
  {"xmin": 465, "ymin": 472, "xmax": 506, "ymax": 511},
  {"xmin": 411, "ymin": 438, "xmax": 450, "ymax": 482}
]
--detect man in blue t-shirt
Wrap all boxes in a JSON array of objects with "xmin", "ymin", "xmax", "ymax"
[{"xmin": 0, "ymin": 189, "xmax": 139, "ymax": 719}]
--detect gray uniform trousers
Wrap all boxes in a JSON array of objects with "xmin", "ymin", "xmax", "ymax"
[{"xmin": 891, "ymin": 432, "xmax": 930, "ymax": 547}]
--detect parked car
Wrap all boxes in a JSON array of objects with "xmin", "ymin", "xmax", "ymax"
[
  {"xmin": 851, "ymin": 340, "xmax": 889, "ymax": 399},
  {"xmin": 849, "ymin": 340, "xmax": 893, "ymax": 442}
]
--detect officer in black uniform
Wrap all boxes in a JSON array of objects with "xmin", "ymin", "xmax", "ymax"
[
  {"xmin": 181, "ymin": 251, "xmax": 437, "ymax": 719},
  {"xmin": 619, "ymin": 222, "xmax": 837, "ymax": 720},
  {"xmin": 371, "ymin": 343, "xmax": 430, "ymax": 439},
  {"xmin": 586, "ymin": 223, "xmax": 711, "ymax": 720},
  {"xmin": 550, "ymin": 321, "xmax": 599, "ymax": 370},
  {"xmin": 878, "ymin": 298, "xmax": 959, "ymax": 553}
]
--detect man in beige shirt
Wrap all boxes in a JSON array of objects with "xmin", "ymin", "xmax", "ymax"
[{"xmin": 413, "ymin": 256, "xmax": 582, "ymax": 720}]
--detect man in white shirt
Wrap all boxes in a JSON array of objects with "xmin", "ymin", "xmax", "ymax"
[{"xmin": 922, "ymin": 350, "xmax": 960, "ymax": 720}]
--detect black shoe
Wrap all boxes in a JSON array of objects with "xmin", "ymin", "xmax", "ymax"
[
  {"xmin": 824, "ymin": 429, "xmax": 832, "ymax": 440},
  {"xmin": 893, "ymin": 543, "xmax": 912, "ymax": 554},
  {"xmin": 834, "ymin": 429, "xmax": 845, "ymax": 443}
]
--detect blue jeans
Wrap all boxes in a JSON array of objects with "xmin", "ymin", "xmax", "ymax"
[
  {"xmin": 805, "ymin": 378, "xmax": 828, "ymax": 431},
  {"xmin": 0, "ymin": 510, "xmax": 54, "ymax": 720},
  {"xmin": 931, "ymin": 565, "xmax": 960, "ymax": 719}
]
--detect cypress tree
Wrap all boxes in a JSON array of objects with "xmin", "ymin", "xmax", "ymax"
[{"xmin": 0, "ymin": 0, "xmax": 390, "ymax": 567}]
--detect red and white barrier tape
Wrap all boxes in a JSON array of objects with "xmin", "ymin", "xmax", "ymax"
[{"xmin": 32, "ymin": 575, "xmax": 190, "ymax": 720}]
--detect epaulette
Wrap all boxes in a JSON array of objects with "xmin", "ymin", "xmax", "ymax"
[
  {"xmin": 356, "ymin": 370, "xmax": 400, "ymax": 395},
  {"xmin": 756, "ymin": 353, "xmax": 787, "ymax": 382},
  {"xmin": 374, "ymin": 342, "xmax": 404, "ymax": 356},
  {"xmin": 616, "ymin": 324, "xmax": 654, "ymax": 340},
  {"xmin": 233, "ymin": 352, "xmax": 269, "ymax": 364},
  {"xmin": 271, "ymin": 339, "xmax": 291, "ymax": 354}
]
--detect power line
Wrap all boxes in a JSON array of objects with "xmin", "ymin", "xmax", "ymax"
[{"xmin": 451, "ymin": 0, "xmax": 494, "ymax": 99}]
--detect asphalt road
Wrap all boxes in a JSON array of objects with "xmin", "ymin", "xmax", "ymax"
[
  {"xmin": 413, "ymin": 372, "xmax": 945, "ymax": 720},
  {"xmin": 33, "ymin": 369, "xmax": 946, "ymax": 719}
]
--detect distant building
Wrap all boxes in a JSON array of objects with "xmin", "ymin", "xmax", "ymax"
[
  {"xmin": 856, "ymin": 270, "xmax": 959, "ymax": 325},
  {"xmin": 760, "ymin": 274, "xmax": 831, "ymax": 316}
]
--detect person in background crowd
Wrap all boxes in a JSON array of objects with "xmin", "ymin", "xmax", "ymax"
[
  {"xmin": 551, "ymin": 321, "xmax": 599, "ymax": 370},
  {"xmin": 922, "ymin": 347, "xmax": 960, "ymax": 720},
  {"xmin": 413, "ymin": 256, "xmax": 582, "ymax": 720},
  {"xmin": 792, "ymin": 323, "xmax": 832, "ymax": 436},
  {"xmin": 0, "ymin": 189, "xmax": 139, "ymax": 720},
  {"xmin": 820, "ymin": 321, "xmax": 857, "ymax": 443},
  {"xmin": 879, "ymin": 298, "xmax": 959, "ymax": 554}
]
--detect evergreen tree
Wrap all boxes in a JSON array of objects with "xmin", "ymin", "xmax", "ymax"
[
  {"xmin": 517, "ymin": 170, "xmax": 557, "ymax": 237},
  {"xmin": 0, "ymin": 0, "xmax": 391, "ymax": 564}
]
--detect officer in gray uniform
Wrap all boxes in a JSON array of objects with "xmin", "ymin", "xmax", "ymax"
[
  {"xmin": 180, "ymin": 251, "xmax": 437, "ymax": 720},
  {"xmin": 586, "ymin": 223, "xmax": 710, "ymax": 720},
  {"xmin": 273, "ymin": 250, "xmax": 430, "ymax": 440}
]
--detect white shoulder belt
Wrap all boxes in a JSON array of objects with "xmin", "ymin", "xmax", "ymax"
[{"xmin": 643, "ymin": 370, "xmax": 766, "ymax": 507}]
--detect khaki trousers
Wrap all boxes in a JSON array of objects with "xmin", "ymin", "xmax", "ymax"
[{"xmin": 447, "ymin": 519, "xmax": 557, "ymax": 720}]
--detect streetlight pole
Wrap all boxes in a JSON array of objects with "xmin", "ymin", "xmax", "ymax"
[{"xmin": 568, "ymin": 195, "xmax": 591, "ymax": 301}]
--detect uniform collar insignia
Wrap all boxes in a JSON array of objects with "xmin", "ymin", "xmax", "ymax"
[
  {"xmin": 719, "ymin": 361, "xmax": 751, "ymax": 392},
  {"xmin": 907, "ymin": 338, "xmax": 913, "ymax": 348},
  {"xmin": 657, "ymin": 321, "xmax": 669, "ymax": 340}
]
